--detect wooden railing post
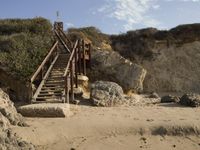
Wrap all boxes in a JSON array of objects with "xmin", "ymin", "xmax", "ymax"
[
  {"xmin": 65, "ymin": 75, "xmax": 69, "ymax": 103},
  {"xmin": 88, "ymin": 43, "xmax": 92, "ymax": 68},
  {"xmin": 75, "ymin": 47, "xmax": 78, "ymax": 88},
  {"xmin": 70, "ymin": 60, "xmax": 74, "ymax": 102},
  {"xmin": 82, "ymin": 40, "xmax": 86, "ymax": 75},
  {"xmin": 78, "ymin": 40, "xmax": 81, "ymax": 75}
]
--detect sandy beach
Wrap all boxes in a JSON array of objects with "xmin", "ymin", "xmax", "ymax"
[{"xmin": 12, "ymin": 104, "xmax": 200, "ymax": 150}]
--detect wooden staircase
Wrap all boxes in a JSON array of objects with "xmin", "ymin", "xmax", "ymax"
[
  {"xmin": 35, "ymin": 54, "xmax": 70, "ymax": 102},
  {"xmin": 30, "ymin": 21, "xmax": 91, "ymax": 104}
]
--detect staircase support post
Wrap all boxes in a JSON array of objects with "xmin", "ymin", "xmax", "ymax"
[
  {"xmin": 89, "ymin": 43, "xmax": 92, "ymax": 68},
  {"xmin": 70, "ymin": 60, "xmax": 74, "ymax": 101},
  {"xmin": 65, "ymin": 75, "xmax": 70, "ymax": 104},
  {"xmin": 75, "ymin": 47, "xmax": 78, "ymax": 88},
  {"xmin": 78, "ymin": 40, "xmax": 81, "ymax": 75},
  {"xmin": 82, "ymin": 40, "xmax": 86, "ymax": 75}
]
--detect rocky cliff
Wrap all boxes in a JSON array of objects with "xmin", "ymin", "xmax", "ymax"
[
  {"xmin": 110, "ymin": 24, "xmax": 200, "ymax": 93},
  {"xmin": 0, "ymin": 88, "xmax": 34, "ymax": 149}
]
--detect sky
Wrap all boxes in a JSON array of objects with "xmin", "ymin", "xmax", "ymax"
[{"xmin": 0, "ymin": 0, "xmax": 200, "ymax": 34}]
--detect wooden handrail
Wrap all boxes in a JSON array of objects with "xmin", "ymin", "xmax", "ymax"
[
  {"xmin": 31, "ymin": 41, "xmax": 59, "ymax": 83},
  {"xmin": 63, "ymin": 40, "xmax": 79, "ymax": 77},
  {"xmin": 57, "ymin": 28, "xmax": 73, "ymax": 49},
  {"xmin": 54, "ymin": 30, "xmax": 71, "ymax": 53}
]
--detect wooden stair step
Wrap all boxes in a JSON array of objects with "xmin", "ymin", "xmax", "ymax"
[
  {"xmin": 38, "ymin": 93, "xmax": 62, "ymax": 97},
  {"xmin": 35, "ymin": 98, "xmax": 63, "ymax": 103},
  {"xmin": 37, "ymin": 95, "xmax": 62, "ymax": 99},
  {"xmin": 48, "ymin": 76, "xmax": 63, "ymax": 78},
  {"xmin": 47, "ymin": 77, "xmax": 65, "ymax": 79},
  {"xmin": 40, "ymin": 91, "xmax": 63, "ymax": 94},
  {"xmin": 41, "ymin": 87, "xmax": 63, "ymax": 90},
  {"xmin": 43, "ymin": 84, "xmax": 64, "ymax": 87},
  {"xmin": 46, "ymin": 81, "xmax": 64, "ymax": 83}
]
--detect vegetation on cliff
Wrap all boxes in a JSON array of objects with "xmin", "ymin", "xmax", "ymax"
[
  {"xmin": 0, "ymin": 18, "xmax": 53, "ymax": 79},
  {"xmin": 67, "ymin": 27, "xmax": 111, "ymax": 50}
]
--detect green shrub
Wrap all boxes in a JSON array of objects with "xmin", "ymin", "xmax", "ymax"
[
  {"xmin": 0, "ymin": 18, "xmax": 53, "ymax": 80},
  {"xmin": 67, "ymin": 27, "xmax": 110, "ymax": 48}
]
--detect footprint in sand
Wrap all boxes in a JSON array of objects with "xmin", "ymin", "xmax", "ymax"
[
  {"xmin": 133, "ymin": 118, "xmax": 139, "ymax": 120},
  {"xmin": 163, "ymin": 119, "xmax": 171, "ymax": 122},
  {"xmin": 146, "ymin": 119, "xmax": 154, "ymax": 122},
  {"xmin": 140, "ymin": 137, "xmax": 147, "ymax": 144}
]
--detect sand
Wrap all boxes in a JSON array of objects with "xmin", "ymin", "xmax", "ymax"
[{"xmin": 12, "ymin": 103, "xmax": 200, "ymax": 150}]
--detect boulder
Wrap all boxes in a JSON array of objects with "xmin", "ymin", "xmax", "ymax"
[
  {"xmin": 88, "ymin": 50, "xmax": 147, "ymax": 92},
  {"xmin": 90, "ymin": 81, "xmax": 125, "ymax": 107},
  {"xmin": 180, "ymin": 93, "xmax": 200, "ymax": 107},
  {"xmin": 161, "ymin": 95, "xmax": 180, "ymax": 103},
  {"xmin": 18, "ymin": 103, "xmax": 71, "ymax": 117},
  {"xmin": 0, "ymin": 89, "xmax": 25, "ymax": 126}
]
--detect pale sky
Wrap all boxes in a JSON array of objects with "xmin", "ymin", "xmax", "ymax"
[{"xmin": 0, "ymin": 0, "xmax": 200, "ymax": 33}]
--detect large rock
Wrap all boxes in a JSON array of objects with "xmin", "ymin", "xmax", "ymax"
[
  {"xmin": 88, "ymin": 50, "xmax": 146, "ymax": 92},
  {"xmin": 0, "ymin": 89, "xmax": 25, "ymax": 126},
  {"xmin": 18, "ymin": 104, "xmax": 71, "ymax": 118},
  {"xmin": 90, "ymin": 81, "xmax": 125, "ymax": 107},
  {"xmin": 180, "ymin": 93, "xmax": 200, "ymax": 107}
]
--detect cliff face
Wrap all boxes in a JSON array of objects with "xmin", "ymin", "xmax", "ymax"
[{"xmin": 111, "ymin": 24, "xmax": 200, "ymax": 93}]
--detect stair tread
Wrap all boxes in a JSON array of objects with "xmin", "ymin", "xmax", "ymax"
[{"xmin": 38, "ymin": 93, "xmax": 62, "ymax": 96}]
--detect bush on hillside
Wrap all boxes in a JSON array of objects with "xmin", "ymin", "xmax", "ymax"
[
  {"xmin": 0, "ymin": 18, "xmax": 53, "ymax": 79},
  {"xmin": 67, "ymin": 27, "xmax": 110, "ymax": 49}
]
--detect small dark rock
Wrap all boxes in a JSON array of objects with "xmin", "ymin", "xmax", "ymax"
[
  {"xmin": 18, "ymin": 141, "xmax": 27, "ymax": 147},
  {"xmin": 161, "ymin": 95, "xmax": 180, "ymax": 103},
  {"xmin": 180, "ymin": 93, "xmax": 200, "ymax": 107}
]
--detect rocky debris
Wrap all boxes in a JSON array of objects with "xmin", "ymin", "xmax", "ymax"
[
  {"xmin": 88, "ymin": 50, "xmax": 146, "ymax": 92},
  {"xmin": 90, "ymin": 81, "xmax": 125, "ymax": 107},
  {"xmin": 126, "ymin": 94, "xmax": 161, "ymax": 106},
  {"xmin": 149, "ymin": 92, "xmax": 160, "ymax": 99},
  {"xmin": 18, "ymin": 104, "xmax": 71, "ymax": 118},
  {"xmin": 0, "ymin": 89, "xmax": 25, "ymax": 126},
  {"xmin": 0, "ymin": 88, "xmax": 35, "ymax": 150},
  {"xmin": 0, "ymin": 113, "xmax": 10, "ymax": 129},
  {"xmin": 0, "ymin": 127, "xmax": 35, "ymax": 150},
  {"xmin": 180, "ymin": 93, "xmax": 200, "ymax": 107},
  {"xmin": 161, "ymin": 95, "xmax": 180, "ymax": 103}
]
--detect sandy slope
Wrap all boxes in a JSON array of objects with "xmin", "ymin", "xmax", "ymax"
[{"xmin": 13, "ymin": 104, "xmax": 200, "ymax": 150}]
